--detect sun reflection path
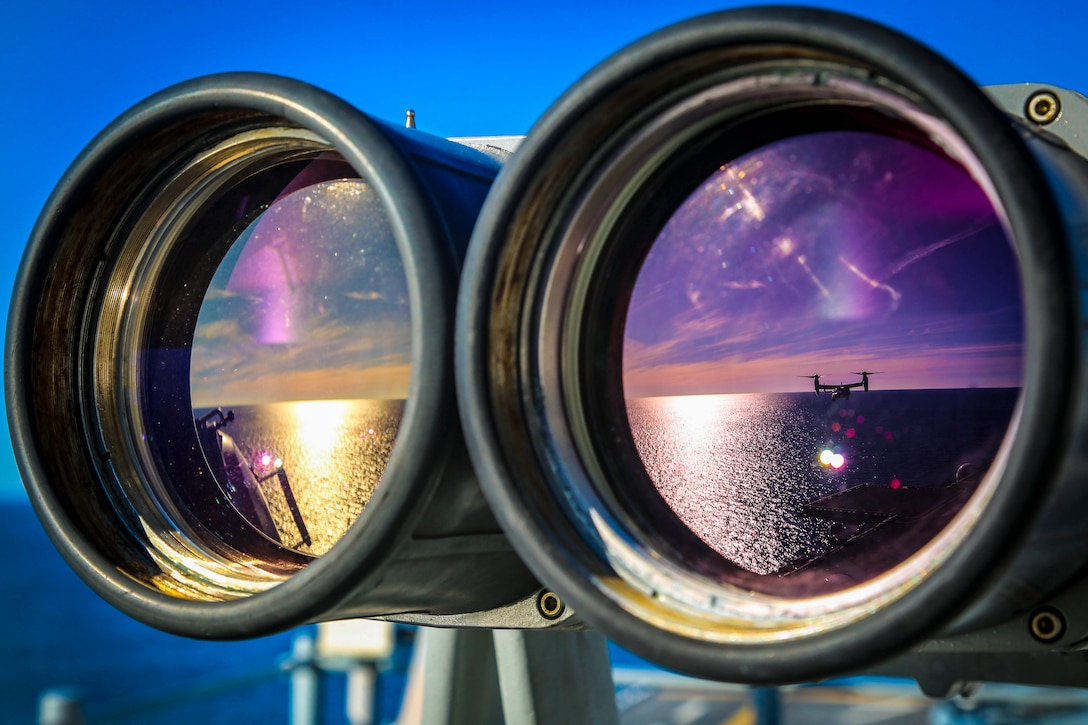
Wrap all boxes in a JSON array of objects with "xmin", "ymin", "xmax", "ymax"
[
  {"xmin": 291, "ymin": 400, "xmax": 350, "ymax": 457},
  {"xmin": 258, "ymin": 399, "xmax": 360, "ymax": 555}
]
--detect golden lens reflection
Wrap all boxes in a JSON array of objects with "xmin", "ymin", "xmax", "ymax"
[
  {"xmin": 292, "ymin": 400, "xmax": 350, "ymax": 457},
  {"xmin": 203, "ymin": 399, "xmax": 404, "ymax": 556}
]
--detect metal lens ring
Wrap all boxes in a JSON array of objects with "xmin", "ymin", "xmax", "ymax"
[
  {"xmin": 92, "ymin": 127, "xmax": 412, "ymax": 598},
  {"xmin": 546, "ymin": 71, "xmax": 1019, "ymax": 637}
]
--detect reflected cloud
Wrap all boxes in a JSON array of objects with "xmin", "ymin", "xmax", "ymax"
[
  {"xmin": 345, "ymin": 291, "xmax": 385, "ymax": 301},
  {"xmin": 838, "ymin": 255, "xmax": 902, "ymax": 310},
  {"xmin": 887, "ymin": 218, "xmax": 996, "ymax": 278},
  {"xmin": 623, "ymin": 131, "xmax": 1022, "ymax": 395},
  {"xmin": 190, "ymin": 175, "xmax": 412, "ymax": 408},
  {"xmin": 720, "ymin": 280, "xmax": 768, "ymax": 290},
  {"xmin": 796, "ymin": 255, "xmax": 830, "ymax": 298},
  {"xmin": 191, "ymin": 361, "xmax": 411, "ymax": 408}
]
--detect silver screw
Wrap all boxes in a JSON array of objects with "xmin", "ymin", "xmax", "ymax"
[{"xmin": 1026, "ymin": 91, "xmax": 1061, "ymax": 125}]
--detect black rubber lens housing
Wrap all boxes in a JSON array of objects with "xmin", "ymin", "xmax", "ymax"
[
  {"xmin": 8, "ymin": 73, "xmax": 540, "ymax": 638},
  {"xmin": 457, "ymin": 7, "xmax": 1082, "ymax": 683}
]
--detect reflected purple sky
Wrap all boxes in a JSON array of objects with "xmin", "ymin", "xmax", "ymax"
[
  {"xmin": 623, "ymin": 131, "xmax": 1023, "ymax": 396},
  {"xmin": 190, "ymin": 175, "xmax": 412, "ymax": 407}
]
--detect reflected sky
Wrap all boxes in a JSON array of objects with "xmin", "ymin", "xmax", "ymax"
[
  {"xmin": 623, "ymin": 131, "xmax": 1023, "ymax": 396},
  {"xmin": 191, "ymin": 176, "xmax": 411, "ymax": 407}
]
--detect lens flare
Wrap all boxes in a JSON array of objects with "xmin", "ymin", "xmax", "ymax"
[{"xmin": 818, "ymin": 449, "xmax": 846, "ymax": 469}]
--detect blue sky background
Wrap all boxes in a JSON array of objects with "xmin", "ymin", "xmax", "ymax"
[{"xmin": 3, "ymin": 0, "xmax": 1088, "ymax": 499}]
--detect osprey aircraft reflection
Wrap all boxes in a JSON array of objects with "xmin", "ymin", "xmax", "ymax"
[{"xmin": 800, "ymin": 372, "xmax": 882, "ymax": 400}]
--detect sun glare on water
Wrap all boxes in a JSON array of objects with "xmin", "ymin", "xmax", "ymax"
[{"xmin": 290, "ymin": 400, "xmax": 351, "ymax": 457}]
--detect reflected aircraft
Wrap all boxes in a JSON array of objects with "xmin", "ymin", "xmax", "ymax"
[{"xmin": 800, "ymin": 372, "xmax": 881, "ymax": 400}]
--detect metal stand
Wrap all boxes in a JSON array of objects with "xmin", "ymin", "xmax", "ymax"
[
  {"xmin": 752, "ymin": 687, "xmax": 782, "ymax": 725},
  {"xmin": 37, "ymin": 691, "xmax": 84, "ymax": 725},
  {"xmin": 346, "ymin": 663, "xmax": 378, "ymax": 725},
  {"xmin": 417, "ymin": 628, "xmax": 619, "ymax": 725},
  {"xmin": 290, "ymin": 635, "xmax": 322, "ymax": 725}
]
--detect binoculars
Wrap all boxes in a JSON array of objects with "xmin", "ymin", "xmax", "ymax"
[{"xmin": 11, "ymin": 6, "xmax": 1088, "ymax": 690}]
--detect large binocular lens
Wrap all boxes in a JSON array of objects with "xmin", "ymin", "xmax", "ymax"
[
  {"xmin": 109, "ymin": 139, "xmax": 409, "ymax": 577},
  {"xmin": 8, "ymin": 74, "xmax": 540, "ymax": 637},
  {"xmin": 187, "ymin": 167, "xmax": 407, "ymax": 560},
  {"xmin": 623, "ymin": 128, "xmax": 1020, "ymax": 599},
  {"xmin": 459, "ymin": 7, "xmax": 1080, "ymax": 682}
]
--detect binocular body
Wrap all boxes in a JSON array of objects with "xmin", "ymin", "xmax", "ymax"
[{"xmin": 10, "ymin": 6, "xmax": 1088, "ymax": 688}]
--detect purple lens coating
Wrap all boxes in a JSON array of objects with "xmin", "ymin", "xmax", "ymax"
[
  {"xmin": 190, "ymin": 171, "xmax": 410, "ymax": 556},
  {"xmin": 622, "ymin": 131, "xmax": 1022, "ymax": 597}
]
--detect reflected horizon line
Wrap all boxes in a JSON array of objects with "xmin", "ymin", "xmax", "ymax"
[
  {"xmin": 624, "ymin": 385, "xmax": 1023, "ymax": 400},
  {"xmin": 191, "ymin": 396, "xmax": 409, "ymax": 410}
]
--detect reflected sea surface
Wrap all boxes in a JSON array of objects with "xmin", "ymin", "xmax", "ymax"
[
  {"xmin": 626, "ymin": 389, "xmax": 1018, "ymax": 586},
  {"xmin": 196, "ymin": 399, "xmax": 403, "ymax": 556}
]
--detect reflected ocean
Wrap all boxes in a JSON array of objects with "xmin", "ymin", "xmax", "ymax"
[
  {"xmin": 208, "ymin": 392, "xmax": 1015, "ymax": 579},
  {"xmin": 1, "ymin": 399, "xmax": 407, "ymax": 723},
  {"xmin": 627, "ymin": 389, "xmax": 1018, "ymax": 577},
  {"xmin": 198, "ymin": 399, "xmax": 403, "ymax": 556},
  {"xmin": 0, "ymin": 390, "xmax": 1016, "ymax": 720}
]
